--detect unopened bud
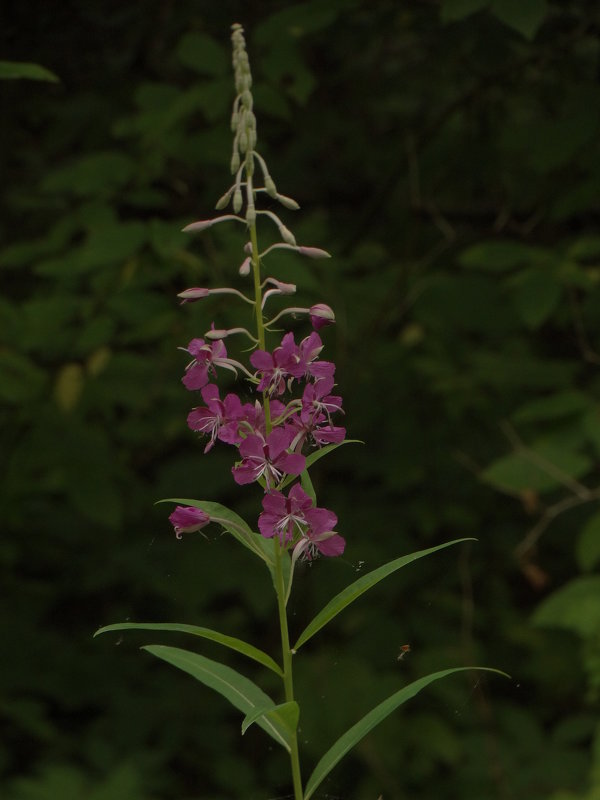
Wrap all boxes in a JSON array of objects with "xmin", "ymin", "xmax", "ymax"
[
  {"xmin": 243, "ymin": 241, "xmax": 253, "ymax": 255},
  {"xmin": 309, "ymin": 303, "xmax": 335, "ymax": 330},
  {"xmin": 215, "ymin": 188, "xmax": 233, "ymax": 210},
  {"xmin": 270, "ymin": 280, "xmax": 296, "ymax": 295},
  {"xmin": 230, "ymin": 110, "xmax": 239, "ymax": 132},
  {"xmin": 241, "ymin": 90, "xmax": 253, "ymax": 109},
  {"xmin": 279, "ymin": 225, "xmax": 297, "ymax": 246},
  {"xmin": 276, "ymin": 193, "xmax": 300, "ymax": 211},
  {"xmin": 264, "ymin": 175, "xmax": 277, "ymax": 198},
  {"xmin": 298, "ymin": 246, "xmax": 332, "ymax": 259},
  {"xmin": 177, "ymin": 287, "xmax": 210, "ymax": 303},
  {"xmin": 231, "ymin": 150, "xmax": 240, "ymax": 173},
  {"xmin": 245, "ymin": 149, "xmax": 254, "ymax": 175},
  {"xmin": 233, "ymin": 188, "xmax": 243, "ymax": 213},
  {"xmin": 205, "ymin": 328, "xmax": 229, "ymax": 340},
  {"xmin": 239, "ymin": 256, "xmax": 251, "ymax": 276},
  {"xmin": 239, "ymin": 130, "xmax": 248, "ymax": 154},
  {"xmin": 246, "ymin": 204, "xmax": 256, "ymax": 225}
]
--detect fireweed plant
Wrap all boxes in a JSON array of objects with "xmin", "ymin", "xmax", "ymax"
[{"xmin": 96, "ymin": 24, "xmax": 504, "ymax": 800}]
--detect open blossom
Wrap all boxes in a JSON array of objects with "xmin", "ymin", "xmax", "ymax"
[
  {"xmin": 232, "ymin": 427, "xmax": 305, "ymax": 488},
  {"xmin": 169, "ymin": 505, "xmax": 210, "ymax": 539},
  {"xmin": 290, "ymin": 332, "xmax": 335, "ymax": 382},
  {"xmin": 258, "ymin": 484, "xmax": 345, "ymax": 558},
  {"xmin": 187, "ymin": 383, "xmax": 244, "ymax": 452},
  {"xmin": 250, "ymin": 332, "xmax": 298, "ymax": 396},
  {"xmin": 182, "ymin": 337, "xmax": 229, "ymax": 391}
]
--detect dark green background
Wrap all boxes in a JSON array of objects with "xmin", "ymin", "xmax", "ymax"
[{"xmin": 2, "ymin": 1, "xmax": 600, "ymax": 798}]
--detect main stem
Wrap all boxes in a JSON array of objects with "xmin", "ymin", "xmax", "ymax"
[{"xmin": 248, "ymin": 212, "xmax": 303, "ymax": 800}]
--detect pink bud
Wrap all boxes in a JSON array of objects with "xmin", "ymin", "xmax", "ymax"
[
  {"xmin": 182, "ymin": 215, "xmax": 242, "ymax": 233},
  {"xmin": 204, "ymin": 328, "xmax": 229, "ymax": 340},
  {"xmin": 298, "ymin": 246, "xmax": 332, "ymax": 259},
  {"xmin": 243, "ymin": 241, "xmax": 253, "ymax": 254},
  {"xmin": 239, "ymin": 256, "xmax": 251, "ymax": 276},
  {"xmin": 269, "ymin": 279, "xmax": 296, "ymax": 295},
  {"xmin": 309, "ymin": 303, "xmax": 335, "ymax": 330},
  {"xmin": 177, "ymin": 287, "xmax": 210, "ymax": 303}
]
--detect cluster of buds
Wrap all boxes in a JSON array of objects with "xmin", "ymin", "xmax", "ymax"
[{"xmin": 169, "ymin": 24, "xmax": 345, "ymax": 564}]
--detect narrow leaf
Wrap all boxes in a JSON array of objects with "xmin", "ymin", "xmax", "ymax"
[
  {"xmin": 0, "ymin": 60, "xmax": 60, "ymax": 82},
  {"xmin": 294, "ymin": 539, "xmax": 473, "ymax": 651},
  {"xmin": 94, "ymin": 622, "xmax": 282, "ymax": 676},
  {"xmin": 304, "ymin": 667, "xmax": 508, "ymax": 800},
  {"xmin": 241, "ymin": 700, "xmax": 299, "ymax": 736},
  {"xmin": 142, "ymin": 645, "xmax": 291, "ymax": 751},
  {"xmin": 300, "ymin": 468, "xmax": 317, "ymax": 504}
]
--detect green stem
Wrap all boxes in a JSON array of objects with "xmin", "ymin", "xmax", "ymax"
[
  {"xmin": 248, "ymin": 202, "xmax": 302, "ymax": 800},
  {"xmin": 274, "ymin": 539, "xmax": 304, "ymax": 800}
]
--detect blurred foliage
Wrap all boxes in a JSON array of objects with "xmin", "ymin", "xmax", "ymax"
[{"xmin": 2, "ymin": 0, "xmax": 600, "ymax": 798}]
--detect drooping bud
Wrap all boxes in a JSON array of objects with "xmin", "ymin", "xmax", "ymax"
[
  {"xmin": 231, "ymin": 151, "xmax": 240, "ymax": 173},
  {"xmin": 298, "ymin": 246, "xmax": 332, "ymax": 259},
  {"xmin": 239, "ymin": 256, "xmax": 251, "ymax": 276},
  {"xmin": 169, "ymin": 505, "xmax": 210, "ymax": 539},
  {"xmin": 279, "ymin": 225, "xmax": 297, "ymax": 246},
  {"xmin": 309, "ymin": 303, "xmax": 336, "ymax": 330},
  {"xmin": 215, "ymin": 186, "xmax": 234, "ymax": 210},
  {"xmin": 182, "ymin": 215, "xmax": 243, "ymax": 234},
  {"xmin": 177, "ymin": 287, "xmax": 210, "ymax": 303},
  {"xmin": 264, "ymin": 175, "xmax": 277, "ymax": 198},
  {"xmin": 276, "ymin": 193, "xmax": 300, "ymax": 211},
  {"xmin": 243, "ymin": 241, "xmax": 253, "ymax": 255},
  {"xmin": 204, "ymin": 328, "xmax": 230, "ymax": 340},
  {"xmin": 233, "ymin": 188, "xmax": 243, "ymax": 213}
]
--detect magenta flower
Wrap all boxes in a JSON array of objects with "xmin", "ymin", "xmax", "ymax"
[
  {"xmin": 300, "ymin": 376, "xmax": 343, "ymax": 424},
  {"xmin": 232, "ymin": 427, "xmax": 305, "ymax": 488},
  {"xmin": 182, "ymin": 337, "xmax": 229, "ymax": 391},
  {"xmin": 289, "ymin": 332, "xmax": 335, "ymax": 382},
  {"xmin": 169, "ymin": 505, "xmax": 210, "ymax": 539},
  {"xmin": 258, "ymin": 484, "xmax": 345, "ymax": 558},
  {"xmin": 258, "ymin": 483, "xmax": 314, "ymax": 544},
  {"xmin": 187, "ymin": 384, "xmax": 244, "ymax": 452},
  {"xmin": 250, "ymin": 332, "xmax": 298, "ymax": 396}
]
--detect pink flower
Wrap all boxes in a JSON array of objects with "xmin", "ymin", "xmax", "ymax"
[
  {"xmin": 187, "ymin": 384, "xmax": 244, "ymax": 452},
  {"xmin": 232, "ymin": 427, "xmax": 305, "ymax": 488},
  {"xmin": 309, "ymin": 303, "xmax": 335, "ymax": 330},
  {"xmin": 250, "ymin": 332, "xmax": 298, "ymax": 396},
  {"xmin": 169, "ymin": 506, "xmax": 210, "ymax": 539},
  {"xmin": 182, "ymin": 338, "xmax": 229, "ymax": 391},
  {"xmin": 289, "ymin": 332, "xmax": 335, "ymax": 382}
]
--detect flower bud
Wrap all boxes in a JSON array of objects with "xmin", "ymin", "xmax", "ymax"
[
  {"xmin": 178, "ymin": 287, "xmax": 210, "ymax": 303},
  {"xmin": 231, "ymin": 150, "xmax": 240, "ymax": 173},
  {"xmin": 233, "ymin": 188, "xmax": 243, "ymax": 213},
  {"xmin": 243, "ymin": 241, "xmax": 253, "ymax": 255},
  {"xmin": 239, "ymin": 130, "xmax": 248, "ymax": 154},
  {"xmin": 298, "ymin": 246, "xmax": 332, "ymax": 259},
  {"xmin": 239, "ymin": 256, "xmax": 251, "ymax": 276},
  {"xmin": 309, "ymin": 303, "xmax": 335, "ymax": 330},
  {"xmin": 268, "ymin": 279, "xmax": 296, "ymax": 294},
  {"xmin": 230, "ymin": 110, "xmax": 239, "ymax": 132},
  {"xmin": 204, "ymin": 328, "xmax": 229, "ymax": 340},
  {"xmin": 264, "ymin": 175, "xmax": 277, "ymax": 198},
  {"xmin": 246, "ymin": 204, "xmax": 256, "ymax": 226},
  {"xmin": 279, "ymin": 225, "xmax": 297, "ymax": 246},
  {"xmin": 276, "ymin": 193, "xmax": 300, "ymax": 211},
  {"xmin": 215, "ymin": 187, "xmax": 233, "ymax": 210},
  {"xmin": 241, "ymin": 90, "xmax": 253, "ymax": 110}
]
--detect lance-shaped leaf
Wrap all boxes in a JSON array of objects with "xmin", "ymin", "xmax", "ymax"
[
  {"xmin": 294, "ymin": 539, "xmax": 474, "ymax": 651},
  {"xmin": 142, "ymin": 645, "xmax": 292, "ymax": 751},
  {"xmin": 0, "ymin": 60, "xmax": 60, "ymax": 82},
  {"xmin": 241, "ymin": 700, "xmax": 299, "ymax": 737},
  {"xmin": 304, "ymin": 666, "xmax": 508, "ymax": 800},
  {"xmin": 94, "ymin": 622, "xmax": 282, "ymax": 676}
]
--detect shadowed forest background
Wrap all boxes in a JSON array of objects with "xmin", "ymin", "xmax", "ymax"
[{"xmin": 2, "ymin": 1, "xmax": 600, "ymax": 798}]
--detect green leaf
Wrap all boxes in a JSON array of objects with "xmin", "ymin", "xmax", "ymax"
[
  {"xmin": 577, "ymin": 513, "xmax": 600, "ymax": 572},
  {"xmin": 159, "ymin": 498, "xmax": 273, "ymax": 566},
  {"xmin": 304, "ymin": 667, "xmax": 507, "ymax": 800},
  {"xmin": 533, "ymin": 577, "xmax": 600, "ymax": 638},
  {"xmin": 459, "ymin": 240, "xmax": 551, "ymax": 272},
  {"xmin": 490, "ymin": 0, "xmax": 547, "ymax": 40},
  {"xmin": 511, "ymin": 268, "xmax": 561, "ymax": 328},
  {"xmin": 142, "ymin": 646, "xmax": 292, "ymax": 751},
  {"xmin": 482, "ymin": 443, "xmax": 591, "ymax": 494},
  {"xmin": 241, "ymin": 700, "xmax": 299, "ymax": 736},
  {"xmin": 94, "ymin": 622, "xmax": 283, "ymax": 676},
  {"xmin": 512, "ymin": 391, "xmax": 590, "ymax": 424},
  {"xmin": 176, "ymin": 32, "xmax": 228, "ymax": 76},
  {"xmin": 293, "ymin": 538, "xmax": 473, "ymax": 651},
  {"xmin": 440, "ymin": 0, "xmax": 489, "ymax": 23},
  {"xmin": 0, "ymin": 60, "xmax": 59, "ymax": 82},
  {"xmin": 300, "ymin": 469, "xmax": 317, "ymax": 504}
]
